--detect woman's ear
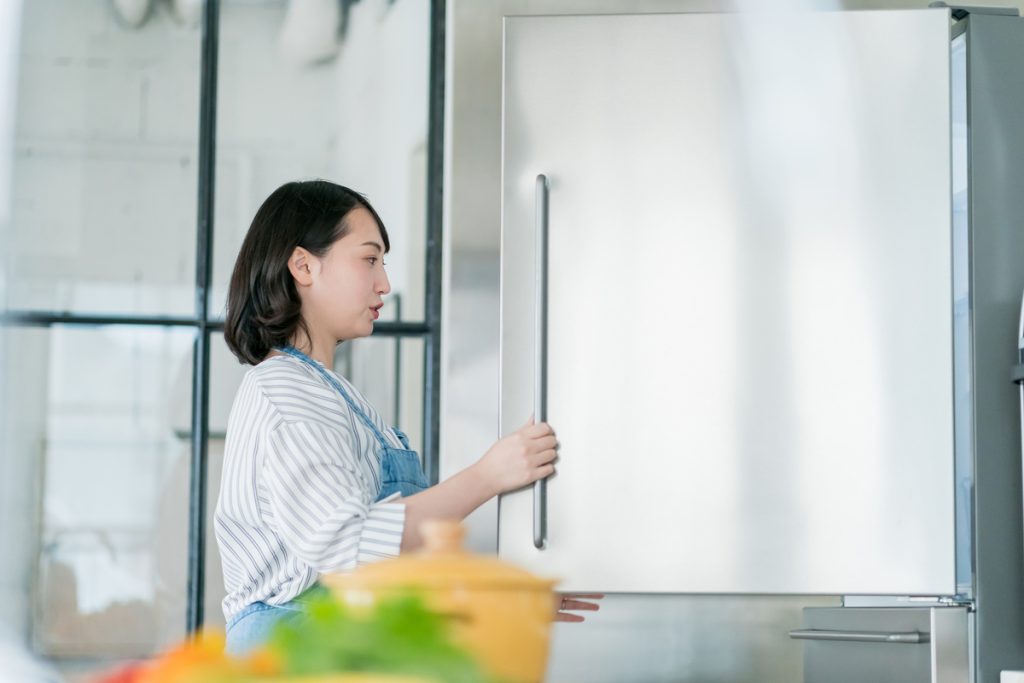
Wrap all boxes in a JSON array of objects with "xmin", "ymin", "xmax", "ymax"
[{"xmin": 287, "ymin": 247, "xmax": 315, "ymax": 287}]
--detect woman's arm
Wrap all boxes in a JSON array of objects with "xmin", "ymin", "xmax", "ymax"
[
  {"xmin": 264, "ymin": 421, "xmax": 406, "ymax": 570},
  {"xmin": 399, "ymin": 419, "xmax": 557, "ymax": 551}
]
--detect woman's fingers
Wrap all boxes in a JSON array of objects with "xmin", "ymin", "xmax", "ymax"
[
  {"xmin": 529, "ymin": 448, "xmax": 558, "ymax": 467},
  {"xmin": 525, "ymin": 463, "xmax": 555, "ymax": 485},
  {"xmin": 524, "ymin": 421, "xmax": 555, "ymax": 438},
  {"xmin": 525, "ymin": 432, "xmax": 558, "ymax": 481},
  {"xmin": 533, "ymin": 435, "xmax": 558, "ymax": 451},
  {"xmin": 555, "ymin": 612, "xmax": 585, "ymax": 623},
  {"xmin": 553, "ymin": 593, "xmax": 604, "ymax": 623},
  {"xmin": 559, "ymin": 598, "xmax": 601, "ymax": 611},
  {"xmin": 481, "ymin": 419, "xmax": 562, "ymax": 494},
  {"xmin": 532, "ymin": 464, "xmax": 555, "ymax": 482}
]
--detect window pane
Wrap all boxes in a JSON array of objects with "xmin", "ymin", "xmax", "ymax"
[
  {"xmin": 3, "ymin": 0, "xmax": 201, "ymax": 317},
  {"xmin": 210, "ymin": 0, "xmax": 429, "ymax": 322},
  {"xmin": 0, "ymin": 324, "xmax": 194, "ymax": 676}
]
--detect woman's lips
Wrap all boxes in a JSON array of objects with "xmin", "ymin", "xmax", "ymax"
[{"xmin": 371, "ymin": 305, "xmax": 382, "ymax": 320}]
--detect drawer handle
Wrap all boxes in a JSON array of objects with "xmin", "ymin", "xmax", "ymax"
[{"xmin": 788, "ymin": 629, "xmax": 930, "ymax": 644}]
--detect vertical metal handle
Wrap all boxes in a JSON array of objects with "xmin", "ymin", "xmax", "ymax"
[
  {"xmin": 534, "ymin": 174, "xmax": 549, "ymax": 550},
  {"xmin": 1016, "ymin": 290, "xmax": 1024, "ymax": 539},
  {"xmin": 1018, "ymin": 288, "xmax": 1024, "ymax": 344}
]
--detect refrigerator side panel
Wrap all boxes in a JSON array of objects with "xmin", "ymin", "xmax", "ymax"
[
  {"xmin": 499, "ymin": 11, "xmax": 955, "ymax": 594},
  {"xmin": 965, "ymin": 14, "xmax": 1024, "ymax": 683}
]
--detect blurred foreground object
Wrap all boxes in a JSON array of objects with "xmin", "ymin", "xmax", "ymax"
[
  {"xmin": 323, "ymin": 521, "xmax": 559, "ymax": 683},
  {"xmin": 90, "ymin": 593, "xmax": 484, "ymax": 682}
]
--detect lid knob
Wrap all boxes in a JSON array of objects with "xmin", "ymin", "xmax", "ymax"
[{"xmin": 421, "ymin": 519, "xmax": 466, "ymax": 553}]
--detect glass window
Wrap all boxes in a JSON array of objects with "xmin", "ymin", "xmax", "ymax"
[
  {"xmin": 4, "ymin": 0, "xmax": 201, "ymax": 317},
  {"xmin": 1, "ymin": 325, "xmax": 193, "ymax": 674}
]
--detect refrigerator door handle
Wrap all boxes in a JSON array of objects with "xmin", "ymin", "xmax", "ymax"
[
  {"xmin": 534, "ymin": 173, "xmax": 549, "ymax": 550},
  {"xmin": 1016, "ymin": 289, "xmax": 1024, "ymax": 561},
  {"xmin": 788, "ymin": 629, "xmax": 930, "ymax": 644},
  {"xmin": 1018, "ymin": 287, "xmax": 1024, "ymax": 343}
]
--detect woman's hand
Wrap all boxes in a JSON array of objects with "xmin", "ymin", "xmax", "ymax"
[
  {"xmin": 400, "ymin": 418, "xmax": 556, "ymax": 551},
  {"xmin": 554, "ymin": 593, "xmax": 604, "ymax": 623},
  {"xmin": 475, "ymin": 418, "xmax": 558, "ymax": 496}
]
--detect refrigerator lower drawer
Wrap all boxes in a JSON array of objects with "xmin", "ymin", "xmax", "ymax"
[{"xmin": 793, "ymin": 607, "xmax": 968, "ymax": 683}]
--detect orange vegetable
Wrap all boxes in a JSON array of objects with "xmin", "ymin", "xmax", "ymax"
[
  {"xmin": 130, "ymin": 631, "xmax": 280, "ymax": 683},
  {"xmin": 92, "ymin": 662, "xmax": 146, "ymax": 683}
]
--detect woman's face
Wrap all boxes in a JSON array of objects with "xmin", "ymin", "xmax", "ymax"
[{"xmin": 305, "ymin": 206, "xmax": 391, "ymax": 341}]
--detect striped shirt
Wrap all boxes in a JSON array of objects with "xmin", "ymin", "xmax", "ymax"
[{"xmin": 214, "ymin": 354, "xmax": 407, "ymax": 622}]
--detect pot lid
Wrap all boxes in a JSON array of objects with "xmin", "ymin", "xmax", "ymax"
[{"xmin": 321, "ymin": 520, "xmax": 558, "ymax": 591}]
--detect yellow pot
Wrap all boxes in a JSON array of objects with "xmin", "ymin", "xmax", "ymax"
[{"xmin": 321, "ymin": 521, "xmax": 559, "ymax": 683}]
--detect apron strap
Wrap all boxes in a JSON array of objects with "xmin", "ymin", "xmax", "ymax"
[{"xmin": 278, "ymin": 346, "xmax": 394, "ymax": 450}]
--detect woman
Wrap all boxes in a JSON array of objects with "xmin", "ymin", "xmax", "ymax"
[{"xmin": 216, "ymin": 180, "xmax": 596, "ymax": 656}]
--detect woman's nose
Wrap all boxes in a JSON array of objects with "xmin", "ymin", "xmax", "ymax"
[{"xmin": 377, "ymin": 268, "xmax": 392, "ymax": 295}]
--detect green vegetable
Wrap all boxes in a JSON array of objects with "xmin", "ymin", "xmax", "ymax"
[{"xmin": 267, "ymin": 592, "xmax": 493, "ymax": 683}]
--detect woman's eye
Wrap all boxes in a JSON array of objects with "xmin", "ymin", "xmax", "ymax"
[{"xmin": 367, "ymin": 257, "xmax": 378, "ymax": 265}]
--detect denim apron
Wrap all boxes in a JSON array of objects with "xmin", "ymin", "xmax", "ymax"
[
  {"xmin": 224, "ymin": 346, "xmax": 429, "ymax": 657},
  {"xmin": 278, "ymin": 345, "xmax": 429, "ymax": 500}
]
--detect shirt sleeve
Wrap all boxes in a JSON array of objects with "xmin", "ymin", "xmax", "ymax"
[{"xmin": 262, "ymin": 420, "xmax": 405, "ymax": 572}]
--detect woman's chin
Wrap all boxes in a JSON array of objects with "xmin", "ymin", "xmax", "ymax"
[{"xmin": 351, "ymin": 322, "xmax": 375, "ymax": 339}]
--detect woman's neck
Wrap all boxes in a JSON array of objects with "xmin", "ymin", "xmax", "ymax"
[{"xmin": 288, "ymin": 332, "xmax": 334, "ymax": 368}]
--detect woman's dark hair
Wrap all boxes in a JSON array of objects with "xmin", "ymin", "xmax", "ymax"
[{"xmin": 224, "ymin": 180, "xmax": 389, "ymax": 365}]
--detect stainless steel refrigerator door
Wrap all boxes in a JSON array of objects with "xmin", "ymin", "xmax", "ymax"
[{"xmin": 499, "ymin": 10, "xmax": 956, "ymax": 594}]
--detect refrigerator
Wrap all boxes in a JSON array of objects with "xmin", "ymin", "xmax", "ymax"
[{"xmin": 496, "ymin": 7, "xmax": 1024, "ymax": 682}]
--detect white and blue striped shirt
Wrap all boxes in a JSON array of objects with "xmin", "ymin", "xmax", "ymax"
[{"xmin": 214, "ymin": 354, "xmax": 407, "ymax": 622}]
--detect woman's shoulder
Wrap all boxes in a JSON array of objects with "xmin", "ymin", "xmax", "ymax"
[
  {"xmin": 244, "ymin": 355, "xmax": 328, "ymax": 394},
  {"xmin": 241, "ymin": 355, "xmax": 348, "ymax": 425},
  {"xmin": 247, "ymin": 353, "xmax": 311, "ymax": 381}
]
